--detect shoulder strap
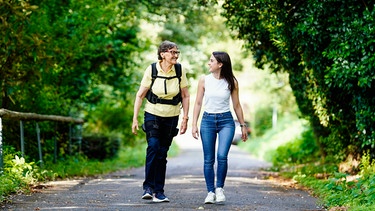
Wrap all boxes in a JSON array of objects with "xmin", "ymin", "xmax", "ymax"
[
  {"xmin": 149, "ymin": 62, "xmax": 157, "ymax": 89},
  {"xmin": 151, "ymin": 62, "xmax": 158, "ymax": 79},
  {"xmin": 174, "ymin": 63, "xmax": 182, "ymax": 80}
]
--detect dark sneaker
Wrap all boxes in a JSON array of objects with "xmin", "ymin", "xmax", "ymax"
[
  {"xmin": 153, "ymin": 192, "xmax": 170, "ymax": 203},
  {"xmin": 141, "ymin": 187, "xmax": 153, "ymax": 200}
]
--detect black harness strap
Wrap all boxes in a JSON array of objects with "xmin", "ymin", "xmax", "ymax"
[{"xmin": 146, "ymin": 63, "xmax": 182, "ymax": 105}]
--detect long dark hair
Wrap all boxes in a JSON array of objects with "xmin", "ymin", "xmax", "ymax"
[{"xmin": 212, "ymin": 51, "xmax": 236, "ymax": 93}]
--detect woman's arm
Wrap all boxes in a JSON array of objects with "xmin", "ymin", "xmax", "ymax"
[
  {"xmin": 192, "ymin": 76, "xmax": 205, "ymax": 139},
  {"xmin": 231, "ymin": 80, "xmax": 248, "ymax": 142},
  {"xmin": 179, "ymin": 86, "xmax": 190, "ymax": 134},
  {"xmin": 132, "ymin": 86, "xmax": 149, "ymax": 135}
]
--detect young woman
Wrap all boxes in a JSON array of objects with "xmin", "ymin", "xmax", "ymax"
[
  {"xmin": 132, "ymin": 40, "xmax": 190, "ymax": 203},
  {"xmin": 192, "ymin": 51, "xmax": 248, "ymax": 204}
]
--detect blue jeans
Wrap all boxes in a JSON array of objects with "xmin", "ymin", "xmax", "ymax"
[
  {"xmin": 200, "ymin": 111, "xmax": 235, "ymax": 193},
  {"xmin": 143, "ymin": 112, "xmax": 179, "ymax": 194}
]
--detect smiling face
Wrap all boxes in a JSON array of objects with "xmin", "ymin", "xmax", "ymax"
[
  {"xmin": 161, "ymin": 47, "xmax": 180, "ymax": 65},
  {"xmin": 208, "ymin": 54, "xmax": 222, "ymax": 73},
  {"xmin": 157, "ymin": 41, "xmax": 180, "ymax": 65}
]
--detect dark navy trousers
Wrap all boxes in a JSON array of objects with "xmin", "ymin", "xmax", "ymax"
[{"xmin": 142, "ymin": 112, "xmax": 179, "ymax": 194}]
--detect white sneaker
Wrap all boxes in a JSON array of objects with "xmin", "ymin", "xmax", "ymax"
[
  {"xmin": 204, "ymin": 191, "xmax": 216, "ymax": 204},
  {"xmin": 215, "ymin": 188, "xmax": 225, "ymax": 203}
]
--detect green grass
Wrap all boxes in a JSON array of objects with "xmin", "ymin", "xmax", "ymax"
[{"xmin": 239, "ymin": 114, "xmax": 309, "ymax": 162}]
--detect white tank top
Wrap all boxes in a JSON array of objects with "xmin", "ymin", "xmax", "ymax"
[{"xmin": 204, "ymin": 74, "xmax": 231, "ymax": 113}]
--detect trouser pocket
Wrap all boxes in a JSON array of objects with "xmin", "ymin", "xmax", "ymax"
[{"xmin": 172, "ymin": 127, "xmax": 179, "ymax": 137}]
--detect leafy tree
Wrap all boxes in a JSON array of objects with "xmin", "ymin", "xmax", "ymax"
[
  {"xmin": 1, "ymin": 0, "xmax": 145, "ymax": 113},
  {"xmin": 1, "ymin": 0, "xmax": 147, "ymax": 159},
  {"xmin": 0, "ymin": 1, "xmax": 42, "ymax": 109},
  {"xmin": 1, "ymin": 0, "xmax": 222, "ymax": 161},
  {"xmin": 199, "ymin": 0, "xmax": 375, "ymax": 161}
]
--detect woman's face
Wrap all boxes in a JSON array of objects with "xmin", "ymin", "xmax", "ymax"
[
  {"xmin": 161, "ymin": 47, "xmax": 180, "ymax": 65},
  {"xmin": 208, "ymin": 54, "xmax": 221, "ymax": 73}
]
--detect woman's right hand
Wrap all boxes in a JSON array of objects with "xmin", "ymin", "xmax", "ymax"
[
  {"xmin": 132, "ymin": 120, "xmax": 139, "ymax": 135},
  {"xmin": 192, "ymin": 126, "xmax": 199, "ymax": 139}
]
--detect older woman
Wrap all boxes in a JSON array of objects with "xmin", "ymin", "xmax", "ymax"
[{"xmin": 132, "ymin": 40, "xmax": 190, "ymax": 203}]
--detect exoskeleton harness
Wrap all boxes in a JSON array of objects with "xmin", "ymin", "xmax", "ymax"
[
  {"xmin": 143, "ymin": 62, "xmax": 182, "ymax": 141},
  {"xmin": 145, "ymin": 62, "xmax": 182, "ymax": 105}
]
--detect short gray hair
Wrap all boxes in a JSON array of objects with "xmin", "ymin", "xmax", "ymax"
[{"xmin": 157, "ymin": 40, "xmax": 178, "ymax": 60}]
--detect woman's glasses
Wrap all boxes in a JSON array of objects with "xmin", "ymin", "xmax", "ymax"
[{"xmin": 166, "ymin": 50, "xmax": 181, "ymax": 56}]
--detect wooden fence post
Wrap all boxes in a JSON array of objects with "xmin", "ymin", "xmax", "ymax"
[
  {"xmin": 0, "ymin": 108, "xmax": 84, "ymax": 170},
  {"xmin": 54, "ymin": 123, "xmax": 57, "ymax": 164},
  {"xmin": 20, "ymin": 120, "xmax": 25, "ymax": 158},
  {"xmin": 69, "ymin": 124, "xmax": 72, "ymax": 155},
  {"xmin": 36, "ymin": 123, "xmax": 43, "ymax": 167},
  {"xmin": 77, "ymin": 124, "xmax": 82, "ymax": 153}
]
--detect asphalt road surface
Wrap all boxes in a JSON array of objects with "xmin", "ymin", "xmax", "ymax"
[{"xmin": 4, "ymin": 132, "xmax": 324, "ymax": 211}]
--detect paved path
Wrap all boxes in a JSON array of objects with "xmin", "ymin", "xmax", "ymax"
[{"xmin": 4, "ymin": 132, "xmax": 324, "ymax": 211}]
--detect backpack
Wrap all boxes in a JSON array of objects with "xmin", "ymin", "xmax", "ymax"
[{"xmin": 145, "ymin": 62, "xmax": 182, "ymax": 105}]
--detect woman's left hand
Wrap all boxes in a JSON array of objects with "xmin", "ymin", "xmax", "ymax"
[{"xmin": 241, "ymin": 127, "xmax": 248, "ymax": 142}]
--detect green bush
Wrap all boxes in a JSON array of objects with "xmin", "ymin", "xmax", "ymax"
[
  {"xmin": 81, "ymin": 135, "xmax": 120, "ymax": 160},
  {"xmin": 272, "ymin": 129, "xmax": 320, "ymax": 167},
  {"xmin": 253, "ymin": 106, "xmax": 273, "ymax": 137},
  {"xmin": 0, "ymin": 146, "xmax": 52, "ymax": 202},
  {"xmin": 294, "ymin": 152, "xmax": 375, "ymax": 210}
]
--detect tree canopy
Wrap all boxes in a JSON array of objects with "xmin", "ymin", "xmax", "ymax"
[
  {"xmin": 0, "ymin": 0, "xmax": 215, "ymax": 159},
  {"xmin": 200, "ymin": 0, "xmax": 375, "ymax": 160},
  {"xmin": 3, "ymin": 0, "xmax": 374, "ymax": 163}
]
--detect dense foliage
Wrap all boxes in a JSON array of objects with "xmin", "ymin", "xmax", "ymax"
[
  {"xmin": 272, "ymin": 129, "xmax": 320, "ymax": 167},
  {"xmin": 0, "ymin": 0, "xmax": 213, "ymax": 161},
  {"xmin": 294, "ymin": 152, "xmax": 375, "ymax": 209},
  {"xmin": 200, "ymin": 0, "xmax": 375, "ymax": 161},
  {"xmin": 1, "ymin": 0, "xmax": 144, "ymax": 159}
]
